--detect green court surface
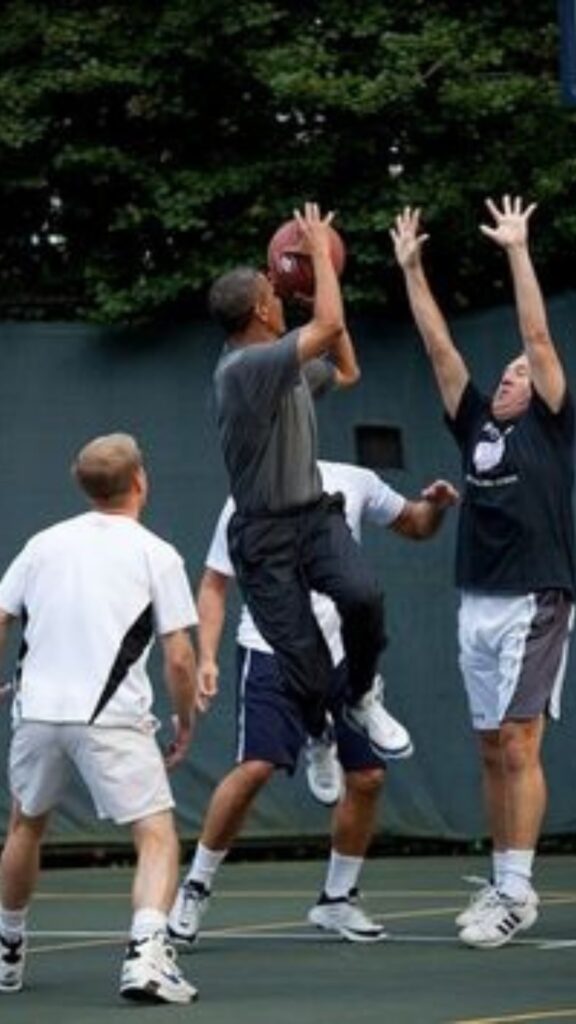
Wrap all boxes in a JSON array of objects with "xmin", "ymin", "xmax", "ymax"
[{"xmin": 2, "ymin": 854, "xmax": 576, "ymax": 1024}]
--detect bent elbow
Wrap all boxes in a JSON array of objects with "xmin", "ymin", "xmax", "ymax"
[{"xmin": 338, "ymin": 365, "xmax": 361, "ymax": 388}]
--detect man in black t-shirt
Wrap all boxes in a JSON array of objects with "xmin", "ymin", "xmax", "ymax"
[{"xmin": 392, "ymin": 196, "xmax": 575, "ymax": 949}]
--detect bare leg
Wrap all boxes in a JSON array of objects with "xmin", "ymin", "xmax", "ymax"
[
  {"xmin": 0, "ymin": 804, "xmax": 49, "ymax": 910},
  {"xmin": 131, "ymin": 810, "xmax": 180, "ymax": 914},
  {"xmin": 499, "ymin": 716, "xmax": 546, "ymax": 849},
  {"xmin": 200, "ymin": 760, "xmax": 274, "ymax": 850},
  {"xmin": 478, "ymin": 730, "xmax": 509, "ymax": 851},
  {"xmin": 331, "ymin": 768, "xmax": 384, "ymax": 856}
]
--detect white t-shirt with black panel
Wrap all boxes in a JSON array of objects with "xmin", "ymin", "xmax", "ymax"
[{"xmin": 0, "ymin": 511, "xmax": 198, "ymax": 726}]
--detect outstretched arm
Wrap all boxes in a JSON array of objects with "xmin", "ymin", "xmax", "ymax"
[
  {"xmin": 391, "ymin": 207, "xmax": 469, "ymax": 419},
  {"xmin": 480, "ymin": 195, "xmax": 566, "ymax": 412},
  {"xmin": 293, "ymin": 204, "xmax": 353, "ymax": 376},
  {"xmin": 390, "ymin": 480, "xmax": 459, "ymax": 540}
]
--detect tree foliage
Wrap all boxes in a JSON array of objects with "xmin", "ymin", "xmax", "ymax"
[{"xmin": 0, "ymin": 0, "xmax": 575, "ymax": 322}]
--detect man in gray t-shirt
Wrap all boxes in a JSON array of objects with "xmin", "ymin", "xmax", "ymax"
[
  {"xmin": 214, "ymin": 330, "xmax": 333, "ymax": 514},
  {"xmin": 209, "ymin": 203, "xmax": 394, "ymax": 757}
]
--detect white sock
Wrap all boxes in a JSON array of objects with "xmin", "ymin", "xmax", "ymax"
[
  {"xmin": 324, "ymin": 851, "xmax": 363, "ymax": 900},
  {"xmin": 130, "ymin": 907, "xmax": 167, "ymax": 942},
  {"xmin": 500, "ymin": 849, "xmax": 535, "ymax": 900},
  {"xmin": 0, "ymin": 906, "xmax": 27, "ymax": 941},
  {"xmin": 186, "ymin": 841, "xmax": 228, "ymax": 891},
  {"xmin": 492, "ymin": 851, "xmax": 508, "ymax": 889}
]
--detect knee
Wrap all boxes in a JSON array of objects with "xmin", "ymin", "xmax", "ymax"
[
  {"xmin": 500, "ymin": 724, "xmax": 541, "ymax": 775},
  {"xmin": 344, "ymin": 768, "xmax": 385, "ymax": 799},
  {"xmin": 133, "ymin": 809, "xmax": 178, "ymax": 854},
  {"xmin": 236, "ymin": 759, "xmax": 275, "ymax": 790},
  {"xmin": 479, "ymin": 732, "xmax": 503, "ymax": 772}
]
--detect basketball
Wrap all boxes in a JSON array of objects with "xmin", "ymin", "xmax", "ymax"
[{"xmin": 267, "ymin": 219, "xmax": 346, "ymax": 300}]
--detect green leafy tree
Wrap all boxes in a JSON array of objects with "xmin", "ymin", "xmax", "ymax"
[{"xmin": 0, "ymin": 0, "xmax": 574, "ymax": 322}]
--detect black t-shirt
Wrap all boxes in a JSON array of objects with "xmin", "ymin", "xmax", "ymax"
[{"xmin": 447, "ymin": 381, "xmax": 576, "ymax": 595}]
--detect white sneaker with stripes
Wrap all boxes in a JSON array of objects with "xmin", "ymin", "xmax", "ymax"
[{"xmin": 458, "ymin": 889, "xmax": 539, "ymax": 949}]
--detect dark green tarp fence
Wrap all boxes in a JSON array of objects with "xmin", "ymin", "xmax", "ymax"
[{"xmin": 1, "ymin": 296, "xmax": 576, "ymax": 843}]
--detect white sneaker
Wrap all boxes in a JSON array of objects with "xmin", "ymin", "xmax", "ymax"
[
  {"xmin": 305, "ymin": 728, "xmax": 344, "ymax": 806},
  {"xmin": 308, "ymin": 890, "xmax": 388, "ymax": 943},
  {"xmin": 455, "ymin": 876, "xmax": 500, "ymax": 929},
  {"xmin": 459, "ymin": 889, "xmax": 539, "ymax": 949},
  {"xmin": 0, "ymin": 934, "xmax": 26, "ymax": 993},
  {"xmin": 168, "ymin": 880, "xmax": 210, "ymax": 944},
  {"xmin": 344, "ymin": 675, "xmax": 413, "ymax": 760},
  {"xmin": 120, "ymin": 932, "xmax": 198, "ymax": 1004}
]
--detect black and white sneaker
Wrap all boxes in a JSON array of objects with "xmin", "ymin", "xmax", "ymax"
[
  {"xmin": 119, "ymin": 932, "xmax": 198, "ymax": 1004},
  {"xmin": 168, "ymin": 880, "xmax": 210, "ymax": 944},
  {"xmin": 0, "ymin": 933, "xmax": 26, "ymax": 993},
  {"xmin": 308, "ymin": 889, "xmax": 388, "ymax": 943}
]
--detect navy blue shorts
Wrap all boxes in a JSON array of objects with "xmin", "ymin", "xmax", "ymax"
[{"xmin": 235, "ymin": 646, "xmax": 384, "ymax": 774}]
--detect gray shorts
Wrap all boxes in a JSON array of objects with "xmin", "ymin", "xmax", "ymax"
[
  {"xmin": 9, "ymin": 720, "xmax": 174, "ymax": 824},
  {"xmin": 458, "ymin": 589, "xmax": 574, "ymax": 731}
]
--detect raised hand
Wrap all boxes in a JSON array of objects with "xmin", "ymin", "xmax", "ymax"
[
  {"xmin": 390, "ymin": 207, "xmax": 429, "ymax": 269},
  {"xmin": 480, "ymin": 195, "xmax": 537, "ymax": 250},
  {"xmin": 293, "ymin": 201, "xmax": 335, "ymax": 256}
]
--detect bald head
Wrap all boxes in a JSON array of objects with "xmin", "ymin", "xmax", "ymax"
[{"xmin": 72, "ymin": 433, "xmax": 145, "ymax": 508}]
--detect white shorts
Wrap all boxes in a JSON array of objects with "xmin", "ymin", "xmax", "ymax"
[
  {"xmin": 458, "ymin": 590, "xmax": 574, "ymax": 731},
  {"xmin": 9, "ymin": 721, "xmax": 174, "ymax": 824}
]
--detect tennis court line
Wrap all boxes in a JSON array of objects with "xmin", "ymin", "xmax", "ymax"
[
  {"xmin": 451, "ymin": 1009, "xmax": 576, "ymax": 1023},
  {"xmin": 27, "ymin": 927, "xmax": 576, "ymax": 948}
]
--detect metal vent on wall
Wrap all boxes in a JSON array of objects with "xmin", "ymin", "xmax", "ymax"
[{"xmin": 354, "ymin": 424, "xmax": 404, "ymax": 471}]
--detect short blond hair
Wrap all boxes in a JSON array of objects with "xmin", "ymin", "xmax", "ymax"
[{"xmin": 72, "ymin": 433, "xmax": 143, "ymax": 505}]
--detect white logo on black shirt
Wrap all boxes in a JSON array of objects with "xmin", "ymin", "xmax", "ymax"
[{"xmin": 472, "ymin": 423, "xmax": 513, "ymax": 474}]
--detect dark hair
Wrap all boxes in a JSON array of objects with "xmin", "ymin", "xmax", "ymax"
[{"xmin": 208, "ymin": 266, "xmax": 261, "ymax": 333}]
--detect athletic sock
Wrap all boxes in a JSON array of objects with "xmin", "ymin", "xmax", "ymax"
[
  {"xmin": 324, "ymin": 851, "xmax": 364, "ymax": 900},
  {"xmin": 0, "ymin": 906, "xmax": 27, "ymax": 941},
  {"xmin": 499, "ymin": 848, "xmax": 535, "ymax": 900},
  {"xmin": 130, "ymin": 907, "xmax": 167, "ymax": 942},
  {"xmin": 492, "ymin": 850, "xmax": 508, "ymax": 890},
  {"xmin": 186, "ymin": 841, "xmax": 228, "ymax": 891}
]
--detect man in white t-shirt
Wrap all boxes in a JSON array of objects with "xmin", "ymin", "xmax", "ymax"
[
  {"xmin": 0, "ymin": 433, "xmax": 198, "ymax": 1004},
  {"xmin": 168, "ymin": 461, "xmax": 457, "ymax": 944}
]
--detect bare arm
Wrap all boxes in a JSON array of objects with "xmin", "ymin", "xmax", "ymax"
[
  {"xmin": 0, "ymin": 610, "xmax": 14, "ymax": 701},
  {"xmin": 390, "ymin": 480, "xmax": 459, "ymax": 540},
  {"xmin": 196, "ymin": 566, "xmax": 231, "ymax": 711},
  {"xmin": 292, "ymin": 203, "xmax": 348, "ymax": 366},
  {"xmin": 480, "ymin": 196, "xmax": 566, "ymax": 412},
  {"xmin": 391, "ymin": 207, "xmax": 469, "ymax": 419},
  {"xmin": 160, "ymin": 627, "xmax": 197, "ymax": 769},
  {"xmin": 331, "ymin": 327, "xmax": 361, "ymax": 388},
  {"xmin": 0, "ymin": 610, "xmax": 12, "ymax": 662}
]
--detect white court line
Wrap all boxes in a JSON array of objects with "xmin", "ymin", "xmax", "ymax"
[{"xmin": 27, "ymin": 928, "xmax": 576, "ymax": 949}]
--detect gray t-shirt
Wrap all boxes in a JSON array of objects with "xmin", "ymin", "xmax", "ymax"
[{"xmin": 213, "ymin": 329, "xmax": 335, "ymax": 514}]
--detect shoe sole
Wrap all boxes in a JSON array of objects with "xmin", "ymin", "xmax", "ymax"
[
  {"xmin": 370, "ymin": 740, "xmax": 414, "ymax": 761},
  {"xmin": 309, "ymin": 919, "xmax": 389, "ymax": 943},
  {"xmin": 166, "ymin": 925, "xmax": 200, "ymax": 946},
  {"xmin": 342, "ymin": 707, "xmax": 414, "ymax": 761},
  {"xmin": 308, "ymin": 910, "xmax": 389, "ymax": 944},
  {"xmin": 121, "ymin": 983, "xmax": 198, "ymax": 1004}
]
